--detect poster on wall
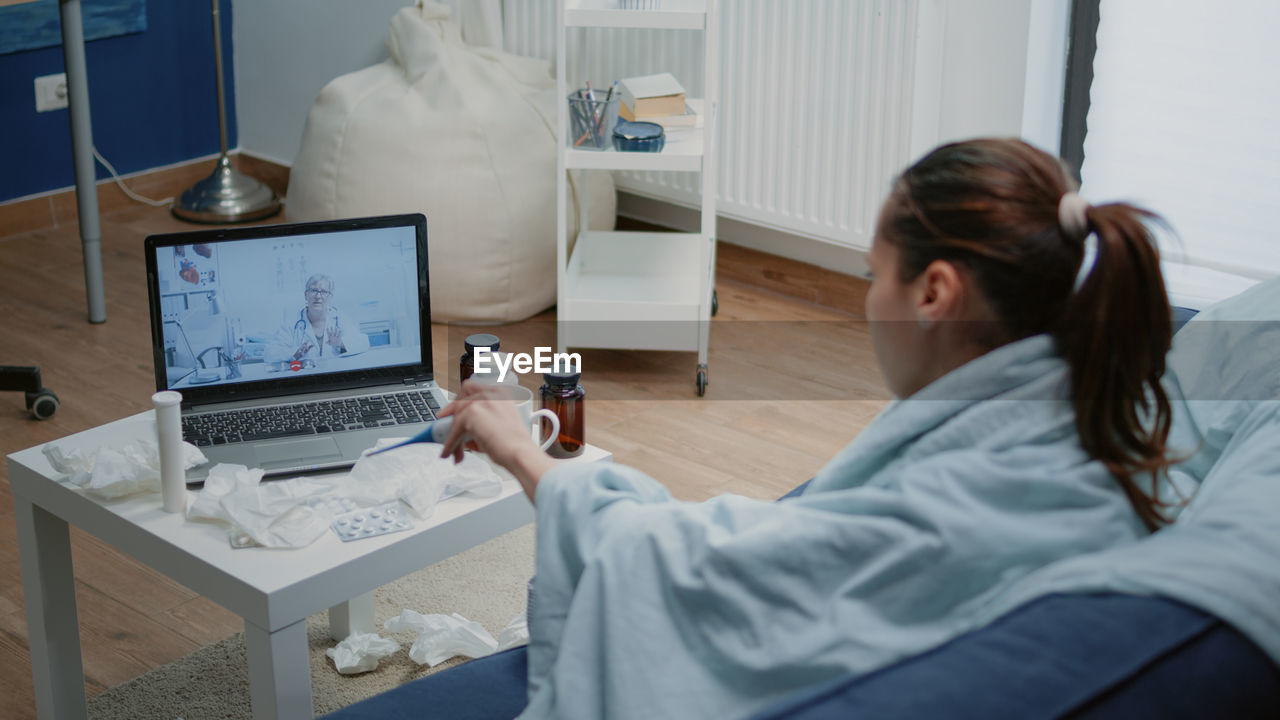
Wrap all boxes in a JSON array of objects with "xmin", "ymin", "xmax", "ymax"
[{"xmin": 0, "ymin": 0, "xmax": 146, "ymax": 56}]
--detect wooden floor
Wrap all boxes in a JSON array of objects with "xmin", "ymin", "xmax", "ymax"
[{"xmin": 0, "ymin": 201, "xmax": 886, "ymax": 716}]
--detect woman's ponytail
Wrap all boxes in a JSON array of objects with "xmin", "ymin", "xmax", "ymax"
[
  {"xmin": 1054, "ymin": 202, "xmax": 1176, "ymax": 530},
  {"xmin": 881, "ymin": 139, "xmax": 1180, "ymax": 531}
]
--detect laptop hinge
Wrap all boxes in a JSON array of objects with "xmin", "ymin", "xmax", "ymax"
[{"xmin": 403, "ymin": 376, "xmax": 432, "ymax": 386}]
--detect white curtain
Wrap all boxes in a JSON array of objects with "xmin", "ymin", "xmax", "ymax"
[{"xmin": 1080, "ymin": 0, "xmax": 1280, "ymax": 308}]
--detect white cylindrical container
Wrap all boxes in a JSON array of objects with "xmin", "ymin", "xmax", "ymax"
[{"xmin": 153, "ymin": 390, "xmax": 186, "ymax": 513}]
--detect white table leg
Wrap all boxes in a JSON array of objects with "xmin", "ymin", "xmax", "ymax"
[
  {"xmin": 328, "ymin": 591, "xmax": 375, "ymax": 641},
  {"xmin": 14, "ymin": 494, "xmax": 88, "ymax": 720},
  {"xmin": 245, "ymin": 618, "xmax": 312, "ymax": 720}
]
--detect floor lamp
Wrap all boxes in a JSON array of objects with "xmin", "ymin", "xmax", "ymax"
[{"xmin": 173, "ymin": 0, "xmax": 281, "ymax": 224}]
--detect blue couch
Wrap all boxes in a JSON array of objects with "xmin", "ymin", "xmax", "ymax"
[
  {"xmin": 324, "ymin": 306, "xmax": 1280, "ymax": 718},
  {"xmin": 325, "ymin": 592, "xmax": 1278, "ymax": 719}
]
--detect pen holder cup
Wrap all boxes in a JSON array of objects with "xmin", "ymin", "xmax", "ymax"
[{"xmin": 568, "ymin": 91, "xmax": 621, "ymax": 151}]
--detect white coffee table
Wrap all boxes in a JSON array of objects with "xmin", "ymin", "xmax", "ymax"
[{"xmin": 8, "ymin": 411, "xmax": 610, "ymax": 720}]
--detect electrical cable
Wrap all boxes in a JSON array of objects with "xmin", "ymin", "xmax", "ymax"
[{"xmin": 92, "ymin": 146, "xmax": 174, "ymax": 208}]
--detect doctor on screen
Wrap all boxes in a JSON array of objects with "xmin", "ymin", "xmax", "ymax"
[{"xmin": 266, "ymin": 273, "xmax": 370, "ymax": 363}]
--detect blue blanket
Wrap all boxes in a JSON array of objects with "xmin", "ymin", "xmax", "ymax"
[
  {"xmin": 984, "ymin": 278, "xmax": 1280, "ymax": 666},
  {"xmin": 522, "ymin": 336, "xmax": 1149, "ymax": 719}
]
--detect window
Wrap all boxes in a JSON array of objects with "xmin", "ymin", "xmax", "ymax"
[{"xmin": 1074, "ymin": 0, "xmax": 1280, "ymax": 308}]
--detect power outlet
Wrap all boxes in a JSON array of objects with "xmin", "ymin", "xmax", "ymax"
[{"xmin": 34, "ymin": 73, "xmax": 68, "ymax": 112}]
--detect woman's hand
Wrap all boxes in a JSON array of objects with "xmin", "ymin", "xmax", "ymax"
[{"xmin": 435, "ymin": 381, "xmax": 557, "ymax": 501}]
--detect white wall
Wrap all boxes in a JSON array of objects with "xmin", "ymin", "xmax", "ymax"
[
  {"xmin": 1021, "ymin": 0, "xmax": 1070, "ymax": 153},
  {"xmin": 232, "ymin": 0, "xmax": 417, "ymax": 165},
  {"xmin": 232, "ymin": 0, "xmax": 1069, "ymax": 270},
  {"xmin": 911, "ymin": 0, "xmax": 1066, "ymax": 157},
  {"xmin": 1081, "ymin": 0, "xmax": 1279, "ymax": 308}
]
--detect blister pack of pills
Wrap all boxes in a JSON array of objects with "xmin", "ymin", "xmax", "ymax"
[{"xmin": 331, "ymin": 501, "xmax": 413, "ymax": 542}]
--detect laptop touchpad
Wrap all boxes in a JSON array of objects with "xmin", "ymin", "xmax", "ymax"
[{"xmin": 256, "ymin": 437, "xmax": 344, "ymax": 466}]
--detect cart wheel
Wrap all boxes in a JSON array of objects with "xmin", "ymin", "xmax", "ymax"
[
  {"xmin": 27, "ymin": 388, "xmax": 59, "ymax": 420},
  {"xmin": 695, "ymin": 365, "xmax": 708, "ymax": 397},
  {"xmin": 711, "ymin": 289, "xmax": 719, "ymax": 317}
]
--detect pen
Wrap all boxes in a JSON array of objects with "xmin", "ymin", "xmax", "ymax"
[
  {"xmin": 586, "ymin": 82, "xmax": 596, "ymax": 121},
  {"xmin": 571, "ymin": 88, "xmax": 590, "ymax": 146},
  {"xmin": 586, "ymin": 81, "xmax": 600, "ymax": 136},
  {"xmin": 593, "ymin": 80, "xmax": 618, "ymax": 137}
]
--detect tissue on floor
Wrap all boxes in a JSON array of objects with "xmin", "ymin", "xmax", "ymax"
[
  {"xmin": 326, "ymin": 632, "xmax": 401, "ymax": 674},
  {"xmin": 497, "ymin": 612, "xmax": 529, "ymax": 650},
  {"xmin": 384, "ymin": 609, "xmax": 499, "ymax": 666}
]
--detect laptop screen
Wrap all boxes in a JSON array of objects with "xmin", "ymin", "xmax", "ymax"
[{"xmin": 144, "ymin": 214, "xmax": 432, "ymax": 404}]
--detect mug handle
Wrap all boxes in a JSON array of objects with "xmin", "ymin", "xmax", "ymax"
[{"xmin": 530, "ymin": 409, "xmax": 560, "ymax": 452}]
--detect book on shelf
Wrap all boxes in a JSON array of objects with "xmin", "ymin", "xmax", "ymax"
[
  {"xmin": 619, "ymin": 99, "xmax": 700, "ymax": 128},
  {"xmin": 618, "ymin": 72, "xmax": 687, "ymax": 119}
]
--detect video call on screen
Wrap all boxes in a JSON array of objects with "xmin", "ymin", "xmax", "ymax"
[{"xmin": 155, "ymin": 226, "xmax": 421, "ymax": 389}]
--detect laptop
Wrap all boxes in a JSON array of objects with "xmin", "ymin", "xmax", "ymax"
[{"xmin": 143, "ymin": 213, "xmax": 444, "ymax": 485}]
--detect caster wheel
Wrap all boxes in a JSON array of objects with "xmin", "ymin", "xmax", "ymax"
[
  {"xmin": 695, "ymin": 365, "xmax": 708, "ymax": 397},
  {"xmin": 27, "ymin": 388, "xmax": 59, "ymax": 420},
  {"xmin": 711, "ymin": 289, "xmax": 719, "ymax": 317}
]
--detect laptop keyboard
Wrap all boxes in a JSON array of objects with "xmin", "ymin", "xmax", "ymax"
[{"xmin": 182, "ymin": 389, "xmax": 440, "ymax": 447}]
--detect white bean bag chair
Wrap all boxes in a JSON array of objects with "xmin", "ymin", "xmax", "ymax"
[{"xmin": 287, "ymin": 1, "xmax": 615, "ymax": 323}]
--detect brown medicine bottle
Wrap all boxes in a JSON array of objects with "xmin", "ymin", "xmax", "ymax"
[
  {"xmin": 459, "ymin": 334, "xmax": 500, "ymax": 385},
  {"xmin": 540, "ymin": 370, "xmax": 584, "ymax": 458}
]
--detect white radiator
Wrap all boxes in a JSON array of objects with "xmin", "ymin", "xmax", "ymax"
[{"xmin": 503, "ymin": 0, "xmax": 920, "ymax": 250}]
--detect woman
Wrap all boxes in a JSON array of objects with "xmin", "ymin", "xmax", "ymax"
[
  {"xmin": 266, "ymin": 273, "xmax": 370, "ymax": 364},
  {"xmin": 438, "ymin": 139, "xmax": 1178, "ymax": 719}
]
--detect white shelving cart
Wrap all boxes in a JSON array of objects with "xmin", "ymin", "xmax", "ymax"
[{"xmin": 555, "ymin": 0, "xmax": 719, "ymax": 395}]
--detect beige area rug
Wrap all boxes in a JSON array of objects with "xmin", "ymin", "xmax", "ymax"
[{"xmin": 86, "ymin": 525, "xmax": 535, "ymax": 719}]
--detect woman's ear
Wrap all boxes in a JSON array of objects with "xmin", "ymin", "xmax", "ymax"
[{"xmin": 914, "ymin": 259, "xmax": 966, "ymax": 325}]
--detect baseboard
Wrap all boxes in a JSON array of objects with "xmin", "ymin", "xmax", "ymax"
[
  {"xmin": 235, "ymin": 153, "xmax": 292, "ymax": 201},
  {"xmin": 616, "ymin": 192, "xmax": 870, "ymax": 315},
  {"xmin": 0, "ymin": 152, "xmax": 292, "ymax": 238}
]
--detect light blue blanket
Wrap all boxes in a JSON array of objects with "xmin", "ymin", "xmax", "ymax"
[
  {"xmin": 983, "ymin": 278, "xmax": 1280, "ymax": 665},
  {"xmin": 521, "ymin": 336, "xmax": 1150, "ymax": 720}
]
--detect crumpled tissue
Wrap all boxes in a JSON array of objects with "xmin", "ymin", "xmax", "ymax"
[
  {"xmin": 187, "ymin": 464, "xmax": 341, "ymax": 548},
  {"xmin": 43, "ymin": 437, "xmax": 207, "ymax": 499},
  {"xmin": 345, "ymin": 440, "xmax": 503, "ymax": 518},
  {"xmin": 186, "ymin": 464, "xmax": 265, "ymax": 523},
  {"xmin": 497, "ymin": 612, "xmax": 529, "ymax": 650},
  {"xmin": 325, "ymin": 632, "xmax": 401, "ymax": 674},
  {"xmin": 384, "ymin": 609, "xmax": 499, "ymax": 666},
  {"xmin": 174, "ymin": 440, "xmax": 501, "ymax": 549}
]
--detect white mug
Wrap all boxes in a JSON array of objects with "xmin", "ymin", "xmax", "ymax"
[{"xmin": 505, "ymin": 384, "xmax": 560, "ymax": 452}]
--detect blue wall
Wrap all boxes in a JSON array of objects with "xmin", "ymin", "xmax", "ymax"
[{"xmin": 0, "ymin": 2, "xmax": 235, "ymax": 203}]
